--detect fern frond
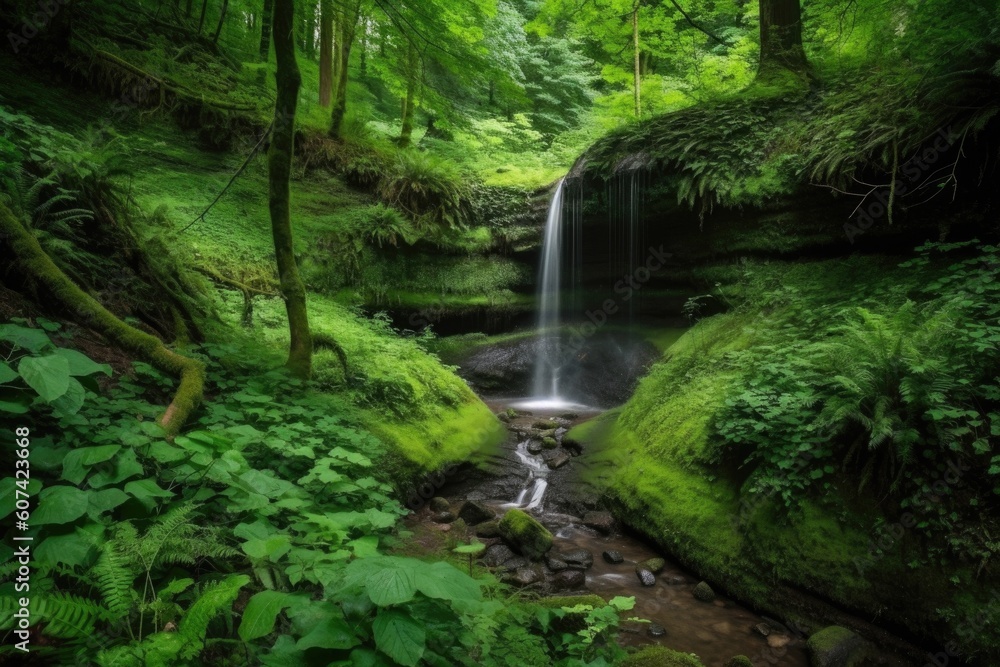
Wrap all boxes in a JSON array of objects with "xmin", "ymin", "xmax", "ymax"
[{"xmin": 176, "ymin": 575, "xmax": 249, "ymax": 659}]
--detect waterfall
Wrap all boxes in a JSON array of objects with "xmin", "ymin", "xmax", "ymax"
[{"xmin": 531, "ymin": 179, "xmax": 566, "ymax": 401}]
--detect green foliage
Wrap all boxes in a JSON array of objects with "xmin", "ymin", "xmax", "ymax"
[{"xmin": 376, "ymin": 151, "xmax": 473, "ymax": 230}]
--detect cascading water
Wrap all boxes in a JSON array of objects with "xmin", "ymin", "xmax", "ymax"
[
  {"xmin": 530, "ymin": 179, "xmax": 566, "ymax": 403},
  {"xmin": 503, "ymin": 439, "xmax": 549, "ymax": 510}
]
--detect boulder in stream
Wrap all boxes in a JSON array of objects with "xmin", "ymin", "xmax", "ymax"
[
  {"xmin": 546, "ymin": 555, "xmax": 569, "ymax": 571},
  {"xmin": 602, "ymin": 550, "xmax": 624, "ymax": 564},
  {"xmin": 475, "ymin": 520, "xmax": 501, "ymax": 538},
  {"xmin": 647, "ymin": 623, "xmax": 667, "ymax": 638},
  {"xmin": 692, "ymin": 581, "xmax": 715, "ymax": 602},
  {"xmin": 507, "ymin": 565, "xmax": 543, "ymax": 586},
  {"xmin": 545, "ymin": 450, "xmax": 572, "ymax": 469},
  {"xmin": 637, "ymin": 557, "xmax": 665, "ymax": 574},
  {"xmin": 527, "ymin": 440, "xmax": 544, "ymax": 454},
  {"xmin": 458, "ymin": 500, "xmax": 496, "ymax": 526},
  {"xmin": 498, "ymin": 509, "xmax": 554, "ymax": 560},
  {"xmin": 723, "ymin": 657, "xmax": 753, "ymax": 667},
  {"xmin": 542, "ymin": 436, "xmax": 559, "ymax": 449},
  {"xmin": 550, "ymin": 568, "xmax": 586, "ymax": 591},
  {"xmin": 562, "ymin": 549, "xmax": 594, "ymax": 570},
  {"xmin": 483, "ymin": 543, "xmax": 516, "ymax": 567},
  {"xmin": 636, "ymin": 569, "xmax": 656, "ymax": 586},
  {"xmin": 806, "ymin": 626, "xmax": 866, "ymax": 667},
  {"xmin": 533, "ymin": 420, "xmax": 559, "ymax": 430},
  {"xmin": 582, "ymin": 511, "xmax": 615, "ymax": 534}
]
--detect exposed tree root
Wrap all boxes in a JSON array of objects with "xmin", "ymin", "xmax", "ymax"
[
  {"xmin": 313, "ymin": 332, "xmax": 350, "ymax": 380},
  {"xmin": 1, "ymin": 202, "xmax": 204, "ymax": 437}
]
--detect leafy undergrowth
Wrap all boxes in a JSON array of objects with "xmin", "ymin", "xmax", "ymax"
[
  {"xmin": 570, "ymin": 243, "xmax": 1000, "ymax": 659},
  {"xmin": 0, "ymin": 320, "xmax": 652, "ymax": 666}
]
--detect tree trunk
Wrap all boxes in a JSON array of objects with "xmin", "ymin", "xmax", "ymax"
[
  {"xmin": 186, "ymin": 0, "xmax": 193, "ymax": 18},
  {"xmin": 305, "ymin": 1, "xmax": 316, "ymax": 59},
  {"xmin": 270, "ymin": 0, "xmax": 313, "ymax": 379},
  {"xmin": 758, "ymin": 0, "xmax": 808, "ymax": 78},
  {"xmin": 358, "ymin": 17, "xmax": 368, "ymax": 79},
  {"xmin": 632, "ymin": 3, "xmax": 641, "ymax": 119},
  {"xmin": 197, "ymin": 0, "xmax": 208, "ymax": 33},
  {"xmin": 329, "ymin": 0, "xmax": 361, "ymax": 137},
  {"xmin": 259, "ymin": 0, "xmax": 273, "ymax": 60},
  {"xmin": 319, "ymin": 0, "xmax": 333, "ymax": 106},
  {"xmin": 398, "ymin": 43, "xmax": 418, "ymax": 147},
  {"xmin": 212, "ymin": 0, "xmax": 229, "ymax": 44}
]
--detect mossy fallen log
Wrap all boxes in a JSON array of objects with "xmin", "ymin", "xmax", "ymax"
[{"xmin": 1, "ymin": 202, "xmax": 204, "ymax": 437}]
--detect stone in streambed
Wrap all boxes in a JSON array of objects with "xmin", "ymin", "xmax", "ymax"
[
  {"xmin": 562, "ymin": 549, "xmax": 594, "ymax": 570},
  {"xmin": 752, "ymin": 622, "xmax": 771, "ymax": 637},
  {"xmin": 807, "ymin": 626, "xmax": 866, "ymax": 667},
  {"xmin": 499, "ymin": 556, "xmax": 529, "ymax": 572},
  {"xmin": 724, "ymin": 657, "xmax": 753, "ymax": 667},
  {"xmin": 483, "ymin": 543, "xmax": 516, "ymax": 567},
  {"xmin": 550, "ymin": 568, "xmax": 586, "ymax": 591},
  {"xmin": 507, "ymin": 565, "xmax": 543, "ymax": 586},
  {"xmin": 546, "ymin": 555, "xmax": 569, "ymax": 571},
  {"xmin": 475, "ymin": 520, "xmax": 500, "ymax": 538},
  {"xmin": 636, "ymin": 568, "xmax": 656, "ymax": 586},
  {"xmin": 546, "ymin": 450, "xmax": 572, "ymax": 469},
  {"xmin": 602, "ymin": 550, "xmax": 624, "ymax": 564},
  {"xmin": 533, "ymin": 420, "xmax": 559, "ymax": 430},
  {"xmin": 498, "ymin": 509, "xmax": 553, "ymax": 560},
  {"xmin": 693, "ymin": 581, "xmax": 715, "ymax": 602},
  {"xmin": 542, "ymin": 436, "xmax": 559, "ymax": 449},
  {"xmin": 560, "ymin": 411, "xmax": 578, "ymax": 420},
  {"xmin": 527, "ymin": 440, "xmax": 544, "ymax": 454},
  {"xmin": 647, "ymin": 623, "xmax": 666, "ymax": 638},
  {"xmin": 457, "ymin": 500, "xmax": 495, "ymax": 526},
  {"xmin": 637, "ymin": 557, "xmax": 665, "ymax": 574},
  {"xmin": 432, "ymin": 511, "xmax": 455, "ymax": 524},
  {"xmin": 582, "ymin": 511, "xmax": 614, "ymax": 534},
  {"xmin": 429, "ymin": 497, "xmax": 450, "ymax": 512}
]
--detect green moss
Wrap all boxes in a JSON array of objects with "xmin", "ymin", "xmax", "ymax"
[
  {"xmin": 722, "ymin": 657, "xmax": 753, "ymax": 667},
  {"xmin": 618, "ymin": 646, "xmax": 704, "ymax": 667},
  {"xmin": 498, "ymin": 509, "xmax": 554, "ymax": 560}
]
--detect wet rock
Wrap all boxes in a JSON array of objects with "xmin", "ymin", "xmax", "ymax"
[
  {"xmin": 497, "ymin": 412, "xmax": 511, "ymax": 423},
  {"xmin": 483, "ymin": 543, "xmax": 516, "ymax": 567},
  {"xmin": 538, "ymin": 428, "xmax": 557, "ymax": 438},
  {"xmin": 550, "ymin": 569, "xmax": 586, "ymax": 591},
  {"xmin": 723, "ymin": 657, "xmax": 753, "ymax": 667},
  {"xmin": 555, "ymin": 427, "xmax": 568, "ymax": 437},
  {"xmin": 560, "ymin": 412, "xmax": 578, "ymax": 420},
  {"xmin": 498, "ymin": 556, "xmax": 529, "ymax": 572},
  {"xmin": 562, "ymin": 550, "xmax": 594, "ymax": 570},
  {"xmin": 562, "ymin": 436, "xmax": 584, "ymax": 455},
  {"xmin": 432, "ymin": 511, "xmax": 455, "ymax": 524},
  {"xmin": 527, "ymin": 440, "xmax": 544, "ymax": 455},
  {"xmin": 647, "ymin": 624, "xmax": 667, "ymax": 638},
  {"xmin": 752, "ymin": 622, "xmax": 771, "ymax": 637},
  {"xmin": 508, "ymin": 566, "xmax": 543, "ymax": 586},
  {"xmin": 475, "ymin": 520, "xmax": 501, "ymax": 538},
  {"xmin": 693, "ymin": 581, "xmax": 715, "ymax": 602},
  {"xmin": 636, "ymin": 569, "xmax": 656, "ymax": 586},
  {"xmin": 767, "ymin": 634, "xmax": 791, "ymax": 649},
  {"xmin": 429, "ymin": 497, "xmax": 450, "ymax": 512},
  {"xmin": 807, "ymin": 626, "xmax": 865, "ymax": 667},
  {"xmin": 602, "ymin": 550, "xmax": 624, "ymax": 564},
  {"xmin": 458, "ymin": 500, "xmax": 495, "ymax": 526},
  {"xmin": 662, "ymin": 573, "xmax": 687, "ymax": 585},
  {"xmin": 546, "ymin": 450, "xmax": 572, "ymax": 469},
  {"xmin": 546, "ymin": 555, "xmax": 569, "ymax": 571},
  {"xmin": 533, "ymin": 420, "xmax": 559, "ymax": 430},
  {"xmin": 498, "ymin": 509, "xmax": 554, "ymax": 560},
  {"xmin": 582, "ymin": 511, "xmax": 615, "ymax": 534},
  {"xmin": 542, "ymin": 437, "xmax": 559, "ymax": 450}
]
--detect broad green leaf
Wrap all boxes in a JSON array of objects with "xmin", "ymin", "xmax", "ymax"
[
  {"xmin": 18, "ymin": 354, "xmax": 70, "ymax": 402},
  {"xmin": 87, "ymin": 488, "xmax": 130, "ymax": 516},
  {"xmin": 0, "ymin": 324, "xmax": 51, "ymax": 352},
  {"xmin": 0, "ymin": 362, "xmax": 18, "ymax": 384},
  {"xmin": 348, "ymin": 535, "xmax": 380, "ymax": 558},
  {"xmin": 366, "ymin": 564, "xmax": 417, "ymax": 606},
  {"xmin": 61, "ymin": 445, "xmax": 121, "ymax": 485},
  {"xmin": 295, "ymin": 615, "xmax": 358, "ymax": 651},
  {"xmin": 35, "ymin": 524, "xmax": 104, "ymax": 568},
  {"xmin": 33, "ymin": 486, "xmax": 90, "ymax": 525},
  {"xmin": 239, "ymin": 591, "xmax": 293, "ymax": 641},
  {"xmin": 372, "ymin": 610, "xmax": 425, "ymax": 667},
  {"xmin": 0, "ymin": 388, "xmax": 30, "ymax": 414},
  {"xmin": 414, "ymin": 561, "xmax": 481, "ymax": 602},
  {"xmin": 50, "ymin": 377, "xmax": 87, "ymax": 416},
  {"xmin": 124, "ymin": 479, "xmax": 174, "ymax": 509},
  {"xmin": 88, "ymin": 449, "xmax": 143, "ymax": 488},
  {"xmin": 53, "ymin": 348, "xmax": 112, "ymax": 377}
]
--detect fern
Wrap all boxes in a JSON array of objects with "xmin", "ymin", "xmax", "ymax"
[
  {"xmin": 92, "ymin": 542, "xmax": 137, "ymax": 620},
  {"xmin": 0, "ymin": 591, "xmax": 110, "ymax": 639},
  {"xmin": 176, "ymin": 575, "xmax": 249, "ymax": 659}
]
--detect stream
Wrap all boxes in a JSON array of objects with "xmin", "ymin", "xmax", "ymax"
[{"xmin": 418, "ymin": 399, "xmax": 810, "ymax": 667}]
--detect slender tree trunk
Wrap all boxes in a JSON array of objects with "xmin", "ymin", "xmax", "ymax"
[
  {"xmin": 319, "ymin": 0, "xmax": 333, "ymax": 106},
  {"xmin": 270, "ymin": 0, "xmax": 312, "ymax": 379},
  {"xmin": 398, "ymin": 43, "xmax": 418, "ymax": 147},
  {"xmin": 197, "ymin": 0, "xmax": 208, "ymax": 33},
  {"xmin": 358, "ymin": 17, "xmax": 368, "ymax": 79},
  {"xmin": 259, "ymin": 0, "xmax": 274, "ymax": 59},
  {"xmin": 632, "ymin": 3, "xmax": 641, "ymax": 119},
  {"xmin": 212, "ymin": 0, "xmax": 229, "ymax": 44},
  {"xmin": 329, "ymin": 0, "xmax": 361, "ymax": 137},
  {"xmin": 305, "ymin": 1, "xmax": 317, "ymax": 59},
  {"xmin": 757, "ymin": 0, "xmax": 808, "ymax": 79}
]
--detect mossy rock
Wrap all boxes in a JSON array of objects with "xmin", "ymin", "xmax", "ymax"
[
  {"xmin": 692, "ymin": 581, "xmax": 715, "ymax": 602},
  {"xmin": 638, "ymin": 557, "xmax": 666, "ymax": 574},
  {"xmin": 475, "ymin": 520, "xmax": 501, "ymax": 538},
  {"xmin": 619, "ymin": 646, "xmax": 705, "ymax": 667},
  {"xmin": 723, "ymin": 657, "xmax": 753, "ymax": 667},
  {"xmin": 498, "ymin": 508, "xmax": 553, "ymax": 560},
  {"xmin": 806, "ymin": 626, "xmax": 865, "ymax": 667}
]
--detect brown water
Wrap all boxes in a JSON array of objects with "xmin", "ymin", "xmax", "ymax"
[{"xmin": 450, "ymin": 401, "xmax": 810, "ymax": 667}]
